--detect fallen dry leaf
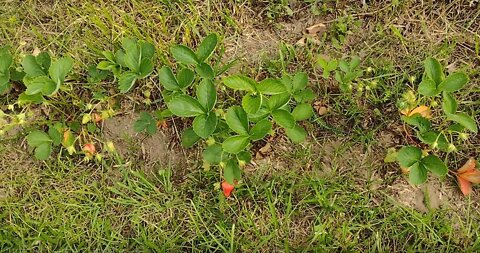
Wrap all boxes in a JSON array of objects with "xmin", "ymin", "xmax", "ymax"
[
  {"xmin": 32, "ymin": 47, "xmax": 41, "ymax": 56},
  {"xmin": 306, "ymin": 23, "xmax": 327, "ymax": 35},
  {"xmin": 314, "ymin": 101, "xmax": 329, "ymax": 116},
  {"xmin": 401, "ymin": 105, "xmax": 431, "ymax": 119},
  {"xmin": 460, "ymin": 170, "xmax": 480, "ymax": 184},
  {"xmin": 458, "ymin": 177, "xmax": 472, "ymax": 196},
  {"xmin": 456, "ymin": 158, "xmax": 479, "ymax": 196},
  {"xmin": 259, "ymin": 142, "xmax": 272, "ymax": 154},
  {"xmin": 296, "ymin": 37, "xmax": 306, "ymax": 46},
  {"xmin": 317, "ymin": 106, "xmax": 329, "ymax": 116},
  {"xmin": 296, "ymin": 23, "xmax": 326, "ymax": 46},
  {"xmin": 92, "ymin": 113, "xmax": 102, "ymax": 123},
  {"xmin": 256, "ymin": 142, "xmax": 272, "ymax": 160},
  {"xmin": 458, "ymin": 157, "xmax": 476, "ymax": 173}
]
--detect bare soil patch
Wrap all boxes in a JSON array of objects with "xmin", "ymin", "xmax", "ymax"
[{"xmin": 102, "ymin": 113, "xmax": 185, "ymax": 171}]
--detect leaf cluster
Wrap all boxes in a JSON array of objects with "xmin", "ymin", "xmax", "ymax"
[
  {"xmin": 159, "ymin": 34, "xmax": 316, "ymax": 184},
  {"xmin": 396, "ymin": 57, "xmax": 478, "ymax": 185},
  {"xmin": 97, "ymin": 38, "xmax": 155, "ymax": 93}
]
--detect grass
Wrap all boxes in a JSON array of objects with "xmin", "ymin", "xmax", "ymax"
[
  {"xmin": 1, "ymin": 0, "xmax": 480, "ymax": 251},
  {"xmin": 2, "ymin": 139, "xmax": 480, "ymax": 252}
]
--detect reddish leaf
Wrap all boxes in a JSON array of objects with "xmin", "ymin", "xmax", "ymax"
[
  {"xmin": 458, "ymin": 158, "xmax": 476, "ymax": 174},
  {"xmin": 221, "ymin": 181, "xmax": 235, "ymax": 198},
  {"xmin": 459, "ymin": 170, "xmax": 480, "ymax": 184},
  {"xmin": 457, "ymin": 176, "xmax": 472, "ymax": 196}
]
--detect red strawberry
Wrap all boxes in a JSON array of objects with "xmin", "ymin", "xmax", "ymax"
[{"xmin": 221, "ymin": 181, "xmax": 235, "ymax": 198}]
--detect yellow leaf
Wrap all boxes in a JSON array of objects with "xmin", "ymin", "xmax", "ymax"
[
  {"xmin": 407, "ymin": 105, "xmax": 431, "ymax": 119},
  {"xmin": 400, "ymin": 108, "xmax": 411, "ymax": 116}
]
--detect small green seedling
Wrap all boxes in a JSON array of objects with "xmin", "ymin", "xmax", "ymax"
[
  {"xmin": 97, "ymin": 38, "xmax": 155, "ymax": 93},
  {"xmin": 22, "ymin": 52, "xmax": 73, "ymax": 97},
  {"xmin": 26, "ymin": 125, "xmax": 62, "ymax": 160},
  {"xmin": 133, "ymin": 109, "xmax": 171, "ymax": 136},
  {"xmin": 87, "ymin": 64, "xmax": 109, "ymax": 84},
  {"xmin": 334, "ymin": 56, "xmax": 363, "ymax": 92},
  {"xmin": 133, "ymin": 112, "xmax": 158, "ymax": 135},
  {"xmin": 316, "ymin": 56, "xmax": 338, "ymax": 78}
]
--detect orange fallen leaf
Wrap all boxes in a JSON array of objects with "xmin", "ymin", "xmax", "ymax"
[
  {"xmin": 221, "ymin": 181, "xmax": 235, "ymax": 198},
  {"xmin": 400, "ymin": 108, "xmax": 410, "ymax": 116},
  {"xmin": 459, "ymin": 170, "xmax": 480, "ymax": 184},
  {"xmin": 63, "ymin": 130, "xmax": 70, "ymax": 144},
  {"xmin": 62, "ymin": 130, "xmax": 75, "ymax": 147},
  {"xmin": 458, "ymin": 176, "xmax": 472, "ymax": 196},
  {"xmin": 458, "ymin": 157, "xmax": 476, "ymax": 173},
  {"xmin": 401, "ymin": 105, "xmax": 431, "ymax": 119},
  {"xmin": 456, "ymin": 158, "xmax": 479, "ymax": 196}
]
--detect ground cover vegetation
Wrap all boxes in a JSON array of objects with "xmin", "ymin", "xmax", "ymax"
[{"xmin": 1, "ymin": 0, "xmax": 480, "ymax": 251}]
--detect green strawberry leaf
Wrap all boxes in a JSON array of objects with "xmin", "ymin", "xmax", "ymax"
[
  {"xmin": 222, "ymin": 135, "xmax": 250, "ymax": 154},
  {"xmin": 196, "ymin": 34, "xmax": 218, "ymax": 62},
  {"xmin": 171, "ymin": 45, "xmax": 199, "ymax": 65},
  {"xmin": 397, "ymin": 146, "xmax": 422, "ymax": 168},
  {"xmin": 226, "ymin": 106, "xmax": 249, "ymax": 135},
  {"xmin": 421, "ymin": 155, "xmax": 447, "ymax": 177},
  {"xmin": 249, "ymin": 119, "xmax": 272, "ymax": 141},
  {"xmin": 409, "ymin": 162, "xmax": 428, "ymax": 185},
  {"xmin": 168, "ymin": 95, "xmax": 205, "ymax": 117},
  {"xmin": 196, "ymin": 79, "xmax": 217, "ymax": 111},
  {"xmin": 193, "ymin": 113, "xmax": 217, "ymax": 138}
]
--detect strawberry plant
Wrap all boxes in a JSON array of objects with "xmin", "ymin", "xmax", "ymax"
[
  {"xmin": 158, "ymin": 34, "xmax": 316, "ymax": 190},
  {"xmin": 396, "ymin": 146, "xmax": 447, "ymax": 185},
  {"xmin": 395, "ymin": 57, "xmax": 477, "ymax": 185},
  {"xmin": 21, "ymin": 52, "xmax": 73, "ymax": 98},
  {"xmin": 316, "ymin": 56, "xmax": 338, "ymax": 79},
  {"xmin": 334, "ymin": 56, "xmax": 363, "ymax": 92},
  {"xmin": 316, "ymin": 55, "xmax": 365, "ymax": 93},
  {"xmin": 97, "ymin": 38, "xmax": 155, "ymax": 93},
  {"xmin": 26, "ymin": 124, "xmax": 62, "ymax": 160},
  {"xmin": 3, "ymin": 35, "xmax": 316, "ymax": 198}
]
